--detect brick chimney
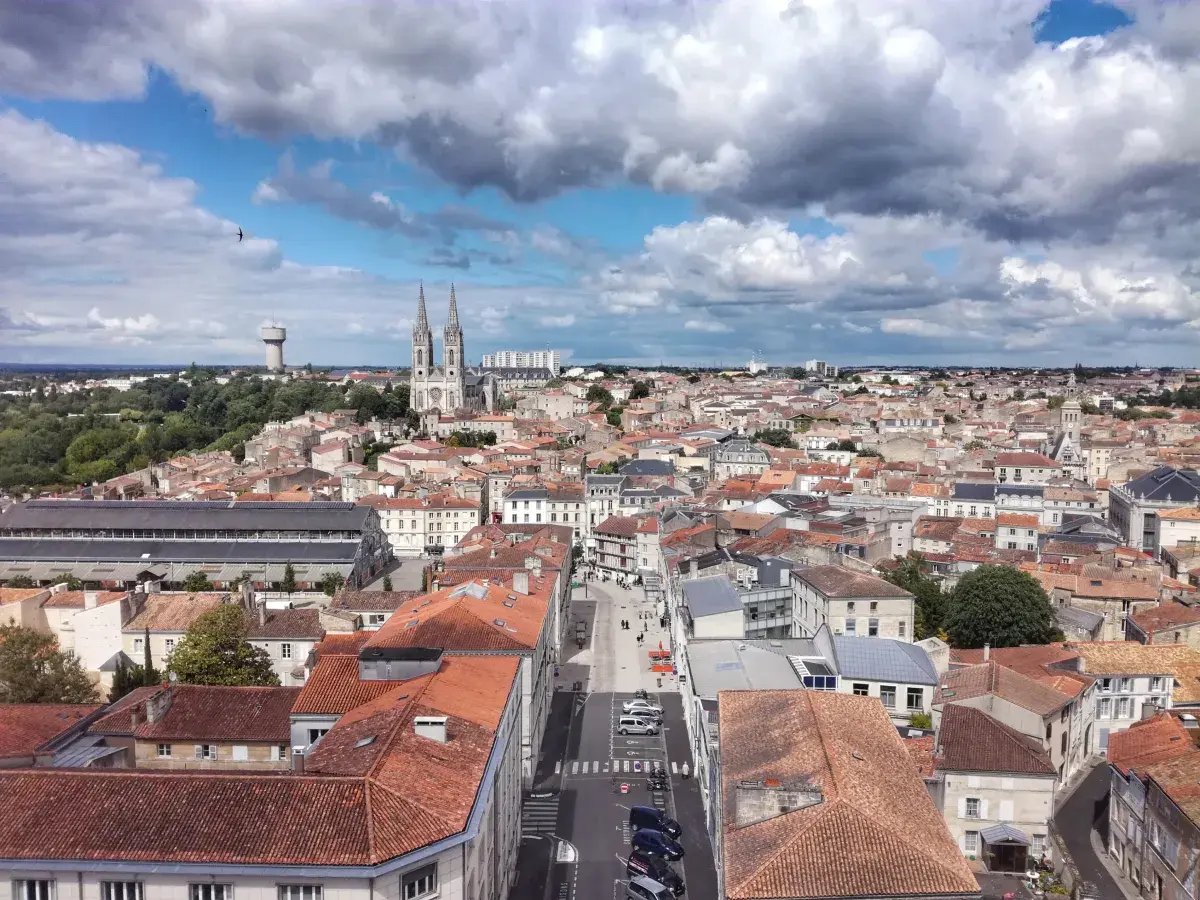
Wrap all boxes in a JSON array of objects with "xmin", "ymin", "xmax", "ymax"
[{"xmin": 144, "ymin": 687, "xmax": 174, "ymax": 725}]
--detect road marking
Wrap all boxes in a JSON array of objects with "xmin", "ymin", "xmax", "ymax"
[
  {"xmin": 570, "ymin": 761, "xmax": 579, "ymax": 774},
  {"xmin": 671, "ymin": 761, "xmax": 678, "ymax": 774},
  {"xmin": 581, "ymin": 761, "xmax": 590, "ymax": 774},
  {"xmin": 554, "ymin": 761, "xmax": 562, "ymax": 775}
]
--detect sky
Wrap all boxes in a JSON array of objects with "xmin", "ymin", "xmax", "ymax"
[{"xmin": 2, "ymin": 0, "xmax": 1199, "ymax": 369}]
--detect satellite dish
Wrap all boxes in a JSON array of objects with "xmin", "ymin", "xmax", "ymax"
[{"xmin": 168, "ymin": 671, "xmax": 178, "ymax": 684}]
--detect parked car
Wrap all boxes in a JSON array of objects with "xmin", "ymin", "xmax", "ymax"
[
  {"xmin": 626, "ymin": 875, "xmax": 674, "ymax": 900},
  {"xmin": 623, "ymin": 699, "xmax": 664, "ymax": 716},
  {"xmin": 630, "ymin": 805, "xmax": 682, "ymax": 839},
  {"xmin": 618, "ymin": 716, "xmax": 660, "ymax": 736},
  {"xmin": 632, "ymin": 828, "xmax": 684, "ymax": 860},
  {"xmin": 626, "ymin": 850, "xmax": 686, "ymax": 895}
]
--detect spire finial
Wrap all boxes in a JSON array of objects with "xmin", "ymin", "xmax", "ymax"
[
  {"xmin": 415, "ymin": 281, "xmax": 429, "ymax": 332},
  {"xmin": 447, "ymin": 283, "xmax": 460, "ymax": 327}
]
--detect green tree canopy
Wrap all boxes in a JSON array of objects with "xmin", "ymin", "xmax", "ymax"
[
  {"xmin": 5, "ymin": 575, "xmax": 35, "ymax": 588},
  {"xmin": 0, "ymin": 624, "xmax": 97, "ymax": 703},
  {"xmin": 181, "ymin": 571, "xmax": 214, "ymax": 593},
  {"xmin": 166, "ymin": 604, "xmax": 279, "ymax": 686},
  {"xmin": 318, "ymin": 571, "xmax": 347, "ymax": 597},
  {"xmin": 280, "ymin": 562, "xmax": 297, "ymax": 595},
  {"xmin": 944, "ymin": 565, "xmax": 1062, "ymax": 649},
  {"xmin": 883, "ymin": 555, "xmax": 947, "ymax": 640},
  {"xmin": 826, "ymin": 439, "xmax": 858, "ymax": 452},
  {"xmin": 586, "ymin": 385, "xmax": 614, "ymax": 409},
  {"xmin": 629, "ymin": 381, "xmax": 651, "ymax": 400},
  {"xmin": 752, "ymin": 428, "xmax": 796, "ymax": 449}
]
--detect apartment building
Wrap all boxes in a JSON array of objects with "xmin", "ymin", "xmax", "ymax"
[
  {"xmin": 0, "ymin": 653, "xmax": 524, "ymax": 900},
  {"xmin": 502, "ymin": 485, "xmax": 585, "ymax": 537},
  {"xmin": 1109, "ymin": 466, "xmax": 1200, "ymax": 556},
  {"xmin": 481, "ymin": 349, "xmax": 561, "ymax": 375},
  {"xmin": 792, "ymin": 565, "xmax": 916, "ymax": 642},
  {"xmin": 359, "ymin": 494, "xmax": 482, "ymax": 557}
]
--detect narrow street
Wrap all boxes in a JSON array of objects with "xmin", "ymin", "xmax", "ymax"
[
  {"xmin": 510, "ymin": 579, "xmax": 717, "ymax": 900},
  {"xmin": 1054, "ymin": 764, "xmax": 1127, "ymax": 900}
]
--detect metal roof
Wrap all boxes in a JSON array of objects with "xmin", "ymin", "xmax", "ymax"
[
  {"xmin": 981, "ymin": 824, "xmax": 1030, "ymax": 845},
  {"xmin": 685, "ymin": 641, "xmax": 802, "ymax": 698},
  {"xmin": 0, "ymin": 538, "xmax": 359, "ymax": 563},
  {"xmin": 1121, "ymin": 465, "xmax": 1200, "ymax": 503},
  {"xmin": 951, "ymin": 482, "xmax": 997, "ymax": 501},
  {"xmin": 996, "ymin": 484, "xmax": 1044, "ymax": 497},
  {"xmin": 830, "ymin": 635, "xmax": 938, "ymax": 684},
  {"xmin": 0, "ymin": 499, "xmax": 371, "ymax": 532},
  {"xmin": 682, "ymin": 575, "xmax": 743, "ymax": 617}
]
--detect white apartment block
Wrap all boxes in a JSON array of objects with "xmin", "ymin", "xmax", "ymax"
[
  {"xmin": 367, "ymin": 495, "xmax": 482, "ymax": 557},
  {"xmin": 481, "ymin": 349, "xmax": 561, "ymax": 376}
]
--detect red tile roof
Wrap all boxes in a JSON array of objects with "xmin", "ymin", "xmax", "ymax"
[
  {"xmin": 0, "ymin": 655, "xmax": 520, "ymax": 867},
  {"xmin": 1108, "ymin": 713, "xmax": 1195, "ymax": 776},
  {"xmin": 936, "ymin": 705, "xmax": 1054, "ymax": 775},
  {"xmin": 124, "ymin": 593, "xmax": 227, "ymax": 633},
  {"xmin": 42, "ymin": 591, "xmax": 127, "ymax": 609},
  {"xmin": 130, "ymin": 685, "xmax": 302, "ymax": 743},
  {"xmin": 719, "ymin": 690, "xmax": 978, "ymax": 900},
  {"xmin": 0, "ymin": 704, "xmax": 100, "ymax": 759}
]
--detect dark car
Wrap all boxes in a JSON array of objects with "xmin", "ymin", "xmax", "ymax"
[
  {"xmin": 630, "ymin": 805, "xmax": 682, "ymax": 839},
  {"xmin": 627, "ymin": 849, "xmax": 685, "ymax": 895},
  {"xmin": 632, "ymin": 828, "xmax": 685, "ymax": 861}
]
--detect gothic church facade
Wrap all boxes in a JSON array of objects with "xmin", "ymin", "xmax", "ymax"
[{"xmin": 410, "ymin": 284, "xmax": 496, "ymax": 415}]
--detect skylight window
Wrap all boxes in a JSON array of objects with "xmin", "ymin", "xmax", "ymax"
[{"xmin": 354, "ymin": 736, "xmax": 376, "ymax": 748}]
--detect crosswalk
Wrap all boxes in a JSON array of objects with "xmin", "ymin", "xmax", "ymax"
[
  {"xmin": 554, "ymin": 759, "xmax": 683, "ymax": 776},
  {"xmin": 521, "ymin": 794, "xmax": 560, "ymax": 838}
]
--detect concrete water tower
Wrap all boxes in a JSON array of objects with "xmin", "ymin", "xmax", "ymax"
[{"xmin": 260, "ymin": 324, "xmax": 286, "ymax": 372}]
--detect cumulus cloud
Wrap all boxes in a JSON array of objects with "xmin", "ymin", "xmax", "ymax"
[
  {"xmin": 5, "ymin": 0, "xmax": 1200, "ymax": 244},
  {"xmin": 684, "ymin": 319, "xmax": 732, "ymax": 333},
  {"xmin": 539, "ymin": 314, "xmax": 576, "ymax": 328}
]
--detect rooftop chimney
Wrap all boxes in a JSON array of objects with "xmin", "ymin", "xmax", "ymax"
[
  {"xmin": 735, "ymin": 778, "xmax": 824, "ymax": 826},
  {"xmin": 983, "ymin": 642, "xmax": 990, "ymax": 662},
  {"xmin": 84, "ymin": 591, "xmax": 99, "ymax": 610},
  {"xmin": 414, "ymin": 715, "xmax": 448, "ymax": 743},
  {"xmin": 292, "ymin": 746, "xmax": 306, "ymax": 773},
  {"xmin": 258, "ymin": 600, "xmax": 268, "ymax": 628},
  {"xmin": 144, "ymin": 687, "xmax": 174, "ymax": 725},
  {"xmin": 513, "ymin": 571, "xmax": 530, "ymax": 595}
]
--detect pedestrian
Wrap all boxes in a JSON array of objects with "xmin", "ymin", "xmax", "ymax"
[{"xmin": 681, "ymin": 762, "xmax": 690, "ymax": 780}]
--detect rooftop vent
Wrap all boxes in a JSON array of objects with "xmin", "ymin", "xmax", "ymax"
[
  {"xmin": 494, "ymin": 618, "xmax": 507, "ymax": 627},
  {"xmin": 414, "ymin": 715, "xmax": 448, "ymax": 744}
]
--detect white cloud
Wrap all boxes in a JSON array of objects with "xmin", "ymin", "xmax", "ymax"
[
  {"xmin": 539, "ymin": 314, "xmax": 576, "ymax": 328},
  {"xmin": 684, "ymin": 319, "xmax": 731, "ymax": 333}
]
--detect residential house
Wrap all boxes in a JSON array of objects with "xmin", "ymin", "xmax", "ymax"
[
  {"xmin": 502, "ymin": 485, "xmax": 586, "ymax": 537},
  {"xmin": 0, "ymin": 704, "xmax": 101, "ymax": 769},
  {"xmin": 713, "ymin": 438, "xmax": 771, "ymax": 480},
  {"xmin": 681, "ymin": 576, "xmax": 745, "ymax": 640},
  {"xmin": 995, "ymin": 513, "xmax": 1039, "ymax": 553},
  {"xmin": 592, "ymin": 515, "xmax": 641, "ymax": 579},
  {"xmin": 994, "ymin": 452, "xmax": 1060, "ymax": 485},
  {"xmin": 246, "ymin": 606, "xmax": 328, "ymax": 685},
  {"xmin": 330, "ymin": 589, "xmax": 422, "ymax": 630},
  {"xmin": 121, "ymin": 592, "xmax": 228, "ymax": 671},
  {"xmin": 1126, "ymin": 603, "xmax": 1200, "ymax": 649},
  {"xmin": 360, "ymin": 494, "xmax": 482, "ymax": 557},
  {"xmin": 933, "ymin": 704, "xmax": 1057, "ymax": 870}
]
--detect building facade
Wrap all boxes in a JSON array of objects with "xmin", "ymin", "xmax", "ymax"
[{"xmin": 481, "ymin": 350, "xmax": 561, "ymax": 376}]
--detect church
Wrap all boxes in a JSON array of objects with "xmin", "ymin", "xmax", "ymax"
[{"xmin": 409, "ymin": 284, "xmax": 498, "ymax": 416}]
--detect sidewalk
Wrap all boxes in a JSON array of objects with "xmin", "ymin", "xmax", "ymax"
[{"xmin": 564, "ymin": 579, "xmax": 675, "ymax": 694}]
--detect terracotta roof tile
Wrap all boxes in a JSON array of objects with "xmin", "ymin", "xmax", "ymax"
[
  {"xmin": 719, "ymin": 690, "xmax": 978, "ymax": 900},
  {"xmin": 937, "ymin": 662, "xmax": 1072, "ymax": 715},
  {"xmin": 124, "ymin": 593, "xmax": 227, "ymax": 633},
  {"xmin": 936, "ymin": 705, "xmax": 1054, "ymax": 775},
  {"xmin": 793, "ymin": 566, "xmax": 913, "ymax": 599},
  {"xmin": 130, "ymin": 685, "xmax": 301, "ymax": 743},
  {"xmin": 1108, "ymin": 713, "xmax": 1195, "ymax": 776},
  {"xmin": 0, "ymin": 704, "xmax": 100, "ymax": 759},
  {"xmin": 41, "ymin": 591, "xmax": 127, "ymax": 609},
  {"xmin": 1129, "ymin": 602, "xmax": 1200, "ymax": 634}
]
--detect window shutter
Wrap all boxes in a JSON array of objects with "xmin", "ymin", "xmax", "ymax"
[
  {"xmin": 999, "ymin": 800, "xmax": 1014, "ymax": 822},
  {"xmin": 980, "ymin": 799, "xmax": 990, "ymax": 819},
  {"xmin": 957, "ymin": 798, "xmax": 966, "ymax": 818}
]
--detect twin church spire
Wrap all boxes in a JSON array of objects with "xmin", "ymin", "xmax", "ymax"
[{"xmin": 411, "ymin": 282, "xmax": 464, "ymax": 389}]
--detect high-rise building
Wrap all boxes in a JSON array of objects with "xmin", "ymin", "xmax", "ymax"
[
  {"xmin": 804, "ymin": 359, "xmax": 838, "ymax": 378},
  {"xmin": 481, "ymin": 349, "xmax": 561, "ymax": 376}
]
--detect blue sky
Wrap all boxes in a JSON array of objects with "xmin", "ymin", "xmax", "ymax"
[{"xmin": 2, "ymin": 0, "xmax": 1196, "ymax": 367}]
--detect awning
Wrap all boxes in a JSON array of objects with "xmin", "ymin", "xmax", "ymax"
[{"xmin": 981, "ymin": 824, "xmax": 1030, "ymax": 845}]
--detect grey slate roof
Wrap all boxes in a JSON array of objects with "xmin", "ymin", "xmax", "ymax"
[
  {"xmin": 952, "ymin": 482, "xmax": 997, "ymax": 501},
  {"xmin": 0, "ymin": 538, "xmax": 359, "ymax": 564},
  {"xmin": 996, "ymin": 484, "xmax": 1044, "ymax": 498},
  {"xmin": 830, "ymin": 635, "xmax": 938, "ymax": 684},
  {"xmin": 1121, "ymin": 465, "xmax": 1200, "ymax": 503},
  {"xmin": 0, "ymin": 499, "xmax": 370, "ymax": 532},
  {"xmin": 1055, "ymin": 605, "xmax": 1105, "ymax": 632},
  {"xmin": 682, "ymin": 575, "xmax": 743, "ymax": 617},
  {"xmin": 619, "ymin": 459, "xmax": 675, "ymax": 476}
]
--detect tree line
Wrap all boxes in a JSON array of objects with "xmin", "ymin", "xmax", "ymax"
[{"xmin": 0, "ymin": 371, "xmax": 410, "ymax": 491}]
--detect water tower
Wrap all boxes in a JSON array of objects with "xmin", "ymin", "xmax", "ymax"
[{"xmin": 260, "ymin": 324, "xmax": 286, "ymax": 372}]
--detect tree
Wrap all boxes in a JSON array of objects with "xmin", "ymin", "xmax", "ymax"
[
  {"xmin": 0, "ymin": 624, "xmax": 97, "ymax": 703},
  {"xmin": 166, "ymin": 604, "xmax": 279, "ymax": 687},
  {"xmin": 909, "ymin": 712, "xmax": 933, "ymax": 730},
  {"xmin": 280, "ymin": 562, "xmax": 297, "ymax": 595},
  {"xmin": 752, "ymin": 429, "xmax": 797, "ymax": 449},
  {"xmin": 382, "ymin": 574, "xmax": 393, "ymax": 592},
  {"xmin": 884, "ymin": 555, "xmax": 947, "ymax": 640},
  {"xmin": 944, "ymin": 565, "xmax": 1062, "ymax": 649},
  {"xmin": 964, "ymin": 439, "xmax": 986, "ymax": 451},
  {"xmin": 605, "ymin": 407, "xmax": 625, "ymax": 428},
  {"xmin": 53, "ymin": 574, "xmax": 84, "ymax": 591},
  {"xmin": 5, "ymin": 575, "xmax": 35, "ymax": 588},
  {"xmin": 586, "ymin": 385, "xmax": 614, "ymax": 410},
  {"xmin": 181, "ymin": 571, "xmax": 213, "ymax": 593},
  {"xmin": 141, "ymin": 626, "xmax": 160, "ymax": 685},
  {"xmin": 319, "ymin": 571, "xmax": 346, "ymax": 597},
  {"xmin": 629, "ymin": 381, "xmax": 650, "ymax": 400},
  {"xmin": 826, "ymin": 439, "xmax": 858, "ymax": 452},
  {"xmin": 943, "ymin": 414, "xmax": 958, "ymax": 425}
]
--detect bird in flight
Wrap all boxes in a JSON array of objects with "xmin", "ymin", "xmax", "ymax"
[{"xmin": 236, "ymin": 227, "xmax": 244, "ymax": 242}]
